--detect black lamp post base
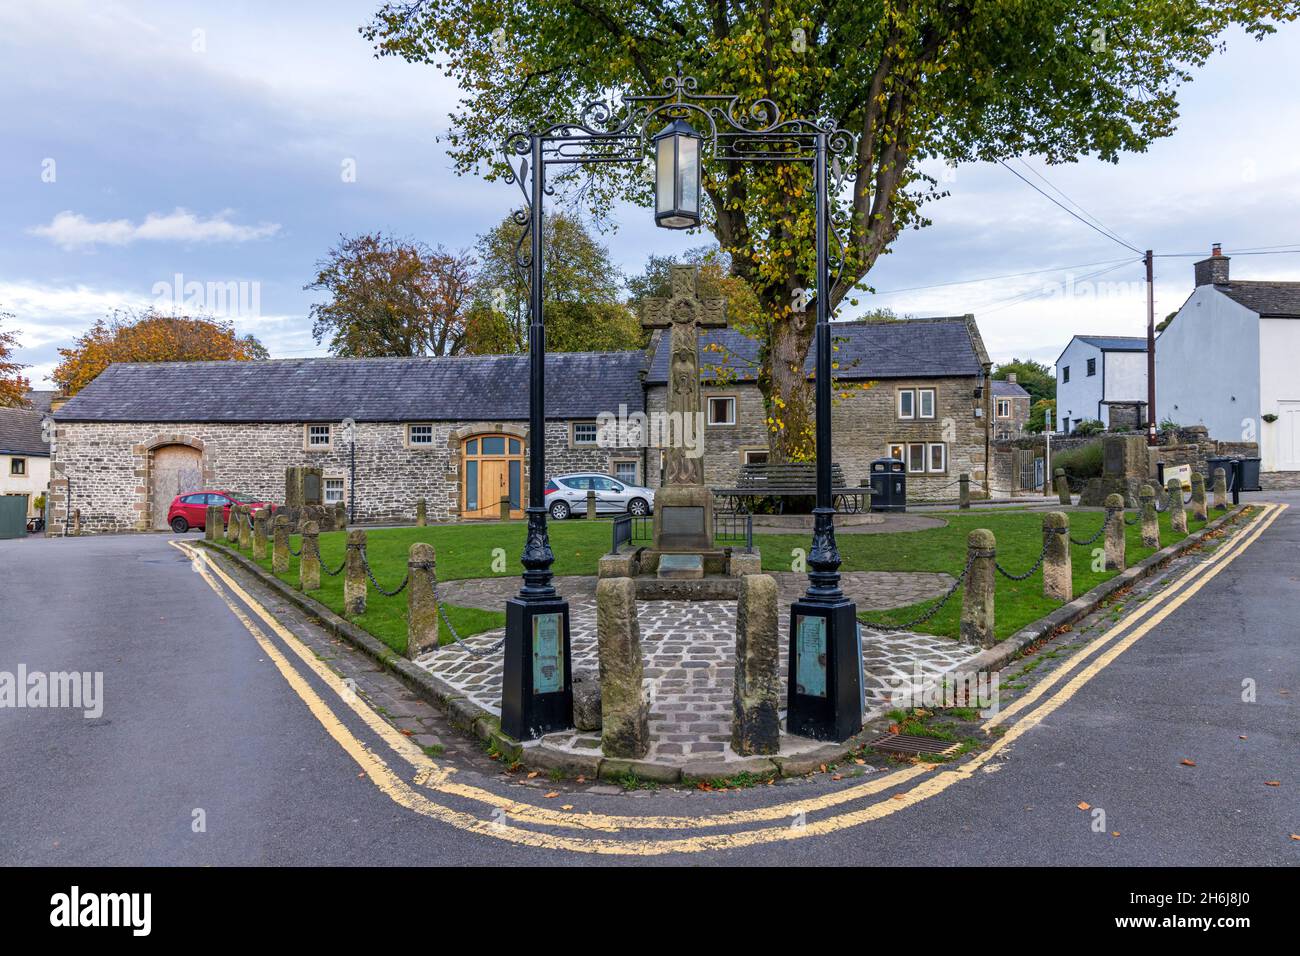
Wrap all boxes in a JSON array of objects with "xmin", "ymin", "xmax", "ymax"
[
  {"xmin": 786, "ymin": 598, "xmax": 863, "ymax": 742},
  {"xmin": 501, "ymin": 597, "xmax": 573, "ymax": 741}
]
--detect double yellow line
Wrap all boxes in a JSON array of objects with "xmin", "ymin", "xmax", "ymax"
[{"xmin": 171, "ymin": 502, "xmax": 1282, "ymax": 856}]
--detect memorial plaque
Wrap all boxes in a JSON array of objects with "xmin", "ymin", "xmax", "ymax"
[
  {"xmin": 795, "ymin": 614, "xmax": 828, "ymax": 698},
  {"xmin": 532, "ymin": 612, "xmax": 564, "ymax": 695},
  {"xmin": 304, "ymin": 472, "xmax": 321, "ymax": 506},
  {"xmin": 661, "ymin": 506, "xmax": 704, "ymax": 535}
]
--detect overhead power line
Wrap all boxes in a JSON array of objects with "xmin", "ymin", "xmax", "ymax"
[{"xmin": 998, "ymin": 160, "xmax": 1145, "ymax": 255}]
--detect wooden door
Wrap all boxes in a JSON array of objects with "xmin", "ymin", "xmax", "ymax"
[
  {"xmin": 150, "ymin": 445, "xmax": 202, "ymax": 530},
  {"xmin": 481, "ymin": 459, "xmax": 507, "ymax": 518}
]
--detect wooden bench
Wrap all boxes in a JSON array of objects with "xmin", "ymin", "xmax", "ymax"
[{"xmin": 714, "ymin": 462, "xmax": 869, "ymax": 514}]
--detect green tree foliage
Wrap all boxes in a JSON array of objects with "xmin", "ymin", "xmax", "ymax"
[
  {"xmin": 993, "ymin": 357, "xmax": 1056, "ymax": 405},
  {"xmin": 1025, "ymin": 397, "xmax": 1056, "ymax": 433},
  {"xmin": 306, "ymin": 233, "xmax": 475, "ymax": 357},
  {"xmin": 463, "ymin": 211, "xmax": 643, "ymax": 354},
  {"xmin": 364, "ymin": 0, "xmax": 1295, "ymax": 459}
]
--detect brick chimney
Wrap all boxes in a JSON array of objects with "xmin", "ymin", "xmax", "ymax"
[
  {"xmin": 1007, "ymin": 372, "xmax": 1017, "ymax": 384},
  {"xmin": 1193, "ymin": 242, "xmax": 1230, "ymax": 287}
]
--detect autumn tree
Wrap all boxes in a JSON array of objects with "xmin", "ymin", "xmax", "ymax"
[
  {"xmin": 365, "ymin": 0, "xmax": 1296, "ymax": 459},
  {"xmin": 463, "ymin": 211, "xmax": 643, "ymax": 354},
  {"xmin": 306, "ymin": 233, "xmax": 474, "ymax": 357},
  {"xmin": 53, "ymin": 311, "xmax": 267, "ymax": 396},
  {"xmin": 0, "ymin": 310, "xmax": 31, "ymax": 407}
]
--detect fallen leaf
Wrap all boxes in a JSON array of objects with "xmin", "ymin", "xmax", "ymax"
[
  {"xmin": 1181, "ymin": 759, "xmax": 1197, "ymax": 767},
  {"xmin": 819, "ymin": 764, "xmax": 828, "ymax": 773},
  {"xmin": 1239, "ymin": 735, "xmax": 1248, "ymax": 740},
  {"xmin": 1291, "ymin": 834, "xmax": 1300, "ymax": 841},
  {"xmin": 892, "ymin": 793, "xmax": 906, "ymax": 801},
  {"xmin": 1265, "ymin": 781, "xmax": 1281, "ymax": 787},
  {"xmin": 854, "ymin": 758, "xmax": 866, "ymax": 765},
  {"xmin": 544, "ymin": 791, "xmax": 558, "ymax": 799},
  {"xmin": 575, "ymin": 776, "xmax": 586, "ymax": 783},
  {"xmin": 560, "ymin": 804, "xmax": 573, "ymax": 810},
  {"xmin": 1111, "ymin": 832, "xmax": 1120, "ymax": 837},
  {"xmin": 526, "ymin": 771, "xmax": 538, "ymax": 779},
  {"xmin": 1077, "ymin": 801, "xmax": 1091, "ymax": 811},
  {"xmin": 831, "ymin": 774, "xmax": 843, "ymax": 781},
  {"xmin": 400, "ymin": 729, "xmax": 413, "ymax": 736}
]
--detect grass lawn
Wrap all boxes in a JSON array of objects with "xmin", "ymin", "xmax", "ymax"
[{"xmin": 208, "ymin": 505, "xmax": 1225, "ymax": 654}]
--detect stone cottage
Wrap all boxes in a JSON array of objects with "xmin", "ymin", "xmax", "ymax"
[
  {"xmin": 991, "ymin": 375, "xmax": 1032, "ymax": 440},
  {"xmin": 48, "ymin": 352, "xmax": 645, "ymax": 534},
  {"xmin": 641, "ymin": 315, "xmax": 993, "ymax": 499}
]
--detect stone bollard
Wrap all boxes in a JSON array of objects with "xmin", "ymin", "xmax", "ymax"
[
  {"xmin": 299, "ymin": 521, "xmax": 321, "ymax": 591},
  {"xmin": 415, "ymin": 497, "xmax": 427, "ymax": 527},
  {"xmin": 732, "ymin": 574, "xmax": 780, "ymax": 756},
  {"xmin": 252, "ymin": 508, "xmax": 269, "ymax": 560},
  {"xmin": 1042, "ymin": 512, "xmax": 1072, "ymax": 602},
  {"xmin": 344, "ymin": 529, "xmax": 367, "ymax": 618},
  {"xmin": 224, "ymin": 505, "xmax": 239, "ymax": 543},
  {"xmin": 1104, "ymin": 493, "xmax": 1126, "ymax": 571},
  {"xmin": 406, "ymin": 542, "xmax": 439, "ymax": 658},
  {"xmin": 335, "ymin": 501, "xmax": 347, "ymax": 530},
  {"xmin": 959, "ymin": 473, "xmax": 971, "ymax": 510},
  {"xmin": 1212, "ymin": 467, "xmax": 1228, "ymax": 511},
  {"xmin": 1055, "ymin": 468, "xmax": 1071, "ymax": 505},
  {"xmin": 205, "ymin": 504, "xmax": 219, "ymax": 540},
  {"xmin": 1190, "ymin": 472, "xmax": 1208, "ymax": 522},
  {"xmin": 586, "ymin": 489, "xmax": 597, "ymax": 519},
  {"xmin": 1140, "ymin": 484, "xmax": 1160, "ymax": 549},
  {"xmin": 237, "ymin": 505, "xmax": 252, "ymax": 550},
  {"xmin": 72, "ymin": 508, "xmax": 81, "ymax": 536},
  {"xmin": 1167, "ymin": 478, "xmax": 1187, "ymax": 534},
  {"xmin": 960, "ymin": 529, "xmax": 996, "ymax": 649},
  {"xmin": 596, "ymin": 577, "xmax": 649, "ymax": 759},
  {"xmin": 499, "ymin": 496, "xmax": 510, "ymax": 520},
  {"xmin": 272, "ymin": 514, "xmax": 290, "ymax": 574}
]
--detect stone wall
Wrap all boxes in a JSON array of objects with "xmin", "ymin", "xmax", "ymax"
[
  {"xmin": 643, "ymin": 375, "xmax": 988, "ymax": 500},
  {"xmin": 48, "ymin": 418, "xmax": 622, "ymax": 535}
]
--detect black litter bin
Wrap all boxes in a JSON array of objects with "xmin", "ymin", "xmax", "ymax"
[
  {"xmin": 1205, "ymin": 455, "xmax": 1239, "ymax": 492},
  {"xmin": 870, "ymin": 457, "xmax": 906, "ymax": 512},
  {"xmin": 1238, "ymin": 456, "xmax": 1262, "ymax": 492}
]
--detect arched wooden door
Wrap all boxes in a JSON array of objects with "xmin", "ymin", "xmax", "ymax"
[
  {"xmin": 461, "ymin": 435, "xmax": 524, "ymax": 519},
  {"xmin": 150, "ymin": 444, "xmax": 203, "ymax": 530}
]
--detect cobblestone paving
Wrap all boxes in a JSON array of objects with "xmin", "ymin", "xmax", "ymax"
[{"xmin": 419, "ymin": 572, "xmax": 980, "ymax": 765}]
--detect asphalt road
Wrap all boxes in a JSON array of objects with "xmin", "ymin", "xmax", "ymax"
[{"xmin": 1, "ymin": 492, "xmax": 1295, "ymax": 866}]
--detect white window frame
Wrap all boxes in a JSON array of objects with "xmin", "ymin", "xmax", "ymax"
[
  {"xmin": 304, "ymin": 424, "xmax": 332, "ymax": 450},
  {"xmin": 927, "ymin": 442, "xmax": 947, "ymax": 474},
  {"xmin": 887, "ymin": 442, "xmax": 906, "ymax": 463},
  {"xmin": 612, "ymin": 459, "xmax": 639, "ymax": 485},
  {"xmin": 906, "ymin": 442, "xmax": 926, "ymax": 473},
  {"xmin": 407, "ymin": 423, "xmax": 435, "ymax": 447},
  {"xmin": 918, "ymin": 387, "xmax": 936, "ymax": 420},
  {"xmin": 741, "ymin": 447, "xmax": 770, "ymax": 465},
  {"xmin": 323, "ymin": 477, "xmax": 346, "ymax": 505},
  {"xmin": 897, "ymin": 389, "xmax": 915, "ymax": 420},
  {"xmin": 572, "ymin": 421, "xmax": 599, "ymax": 446},
  {"xmin": 996, "ymin": 398, "xmax": 1012, "ymax": 419},
  {"xmin": 706, "ymin": 395, "xmax": 736, "ymax": 426}
]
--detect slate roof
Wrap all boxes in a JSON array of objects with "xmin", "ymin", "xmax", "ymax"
[
  {"xmin": 1074, "ymin": 335, "xmax": 1148, "ymax": 352},
  {"xmin": 53, "ymin": 352, "xmax": 646, "ymax": 424},
  {"xmin": 23, "ymin": 390, "xmax": 58, "ymax": 414},
  {"xmin": 1213, "ymin": 280, "xmax": 1300, "ymax": 318},
  {"xmin": 645, "ymin": 317, "xmax": 986, "ymax": 384},
  {"xmin": 0, "ymin": 407, "xmax": 50, "ymax": 456},
  {"xmin": 991, "ymin": 380, "xmax": 1029, "ymax": 398}
]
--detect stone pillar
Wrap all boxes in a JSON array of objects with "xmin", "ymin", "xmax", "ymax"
[
  {"xmin": 299, "ymin": 521, "xmax": 321, "ymax": 591},
  {"xmin": 205, "ymin": 505, "xmax": 219, "ymax": 540},
  {"xmin": 415, "ymin": 497, "xmax": 427, "ymax": 527},
  {"xmin": 224, "ymin": 505, "xmax": 238, "ymax": 543},
  {"xmin": 1212, "ymin": 467, "xmax": 1228, "ymax": 511},
  {"xmin": 596, "ymin": 577, "xmax": 649, "ymax": 759},
  {"xmin": 1167, "ymin": 478, "xmax": 1187, "ymax": 534},
  {"xmin": 1055, "ymin": 468, "xmax": 1071, "ymax": 505},
  {"xmin": 252, "ymin": 508, "xmax": 269, "ymax": 560},
  {"xmin": 499, "ymin": 496, "xmax": 511, "ymax": 520},
  {"xmin": 959, "ymin": 473, "xmax": 971, "ymax": 510},
  {"xmin": 72, "ymin": 508, "xmax": 81, "ymax": 536},
  {"xmin": 586, "ymin": 489, "xmax": 597, "ymax": 519},
  {"xmin": 1104, "ymin": 493, "xmax": 1126, "ymax": 571},
  {"xmin": 406, "ymin": 542, "xmax": 439, "ymax": 658},
  {"xmin": 1140, "ymin": 484, "xmax": 1159, "ymax": 549},
  {"xmin": 960, "ymin": 529, "xmax": 996, "ymax": 649},
  {"xmin": 272, "ymin": 514, "xmax": 290, "ymax": 574},
  {"xmin": 1190, "ymin": 472, "xmax": 1208, "ymax": 521},
  {"xmin": 344, "ymin": 529, "xmax": 367, "ymax": 618},
  {"xmin": 237, "ymin": 505, "xmax": 251, "ymax": 550},
  {"xmin": 335, "ymin": 501, "xmax": 347, "ymax": 530},
  {"xmin": 732, "ymin": 574, "xmax": 780, "ymax": 756},
  {"xmin": 1042, "ymin": 512, "xmax": 1072, "ymax": 602}
]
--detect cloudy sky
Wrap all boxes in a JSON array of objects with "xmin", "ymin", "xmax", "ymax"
[{"xmin": 3, "ymin": 1, "xmax": 1299, "ymax": 389}]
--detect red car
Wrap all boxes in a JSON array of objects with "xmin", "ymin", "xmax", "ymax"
[{"xmin": 167, "ymin": 490, "xmax": 276, "ymax": 533}]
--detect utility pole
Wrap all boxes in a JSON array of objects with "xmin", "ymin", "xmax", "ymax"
[{"xmin": 1146, "ymin": 249, "xmax": 1156, "ymax": 446}]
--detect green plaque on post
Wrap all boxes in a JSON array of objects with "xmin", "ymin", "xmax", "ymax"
[
  {"xmin": 795, "ymin": 614, "xmax": 827, "ymax": 698},
  {"xmin": 532, "ymin": 612, "xmax": 564, "ymax": 695}
]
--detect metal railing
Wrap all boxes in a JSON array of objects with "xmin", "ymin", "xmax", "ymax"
[
  {"xmin": 713, "ymin": 509, "xmax": 754, "ymax": 552},
  {"xmin": 610, "ymin": 511, "xmax": 653, "ymax": 552}
]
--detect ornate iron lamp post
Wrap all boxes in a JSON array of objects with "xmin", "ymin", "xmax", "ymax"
[{"xmin": 498, "ymin": 66, "xmax": 861, "ymax": 742}]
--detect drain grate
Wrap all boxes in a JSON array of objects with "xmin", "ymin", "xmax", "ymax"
[{"xmin": 869, "ymin": 733, "xmax": 959, "ymax": 757}]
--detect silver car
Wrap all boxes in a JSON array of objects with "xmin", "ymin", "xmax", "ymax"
[{"xmin": 545, "ymin": 473, "xmax": 655, "ymax": 519}]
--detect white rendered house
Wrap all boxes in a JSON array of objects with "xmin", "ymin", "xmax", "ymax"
[{"xmin": 1054, "ymin": 335, "xmax": 1148, "ymax": 433}]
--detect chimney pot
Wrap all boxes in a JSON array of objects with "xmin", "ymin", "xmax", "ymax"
[{"xmin": 1212, "ymin": 242, "xmax": 1222, "ymax": 257}]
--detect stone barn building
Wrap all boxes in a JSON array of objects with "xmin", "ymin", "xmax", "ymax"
[{"xmin": 48, "ymin": 352, "xmax": 645, "ymax": 534}]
